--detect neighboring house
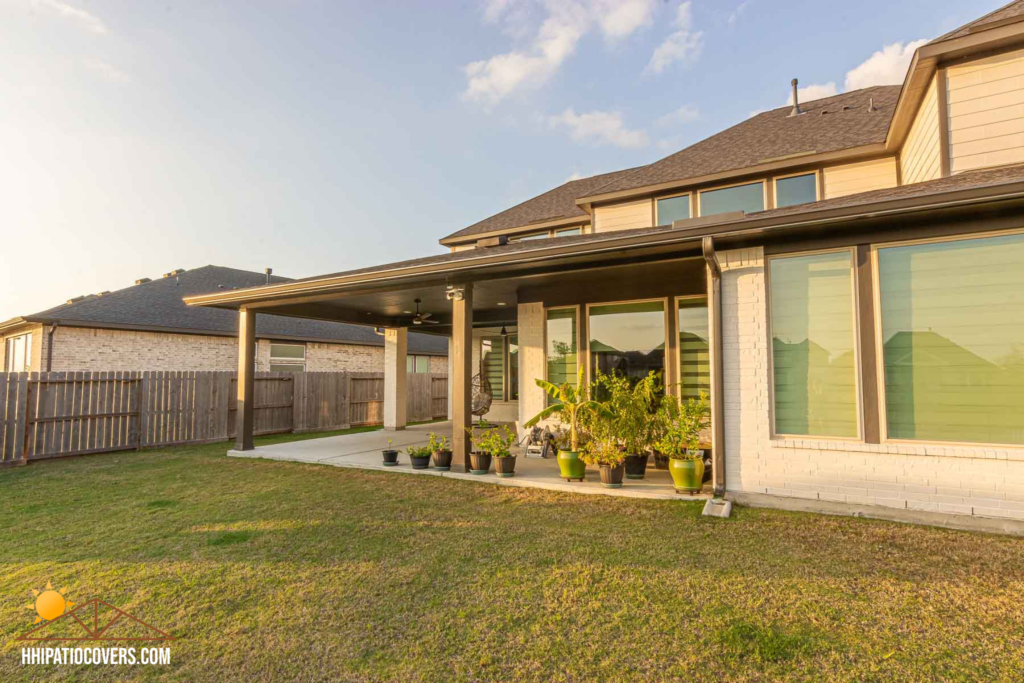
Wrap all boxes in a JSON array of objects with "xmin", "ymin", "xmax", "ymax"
[
  {"xmin": 0, "ymin": 266, "xmax": 447, "ymax": 374},
  {"xmin": 193, "ymin": 2, "xmax": 1024, "ymax": 528}
]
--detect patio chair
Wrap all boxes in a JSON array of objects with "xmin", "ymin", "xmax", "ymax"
[{"xmin": 471, "ymin": 363, "xmax": 492, "ymax": 418}]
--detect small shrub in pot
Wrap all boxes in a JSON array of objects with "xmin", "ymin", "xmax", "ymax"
[
  {"xmin": 428, "ymin": 433, "xmax": 452, "ymax": 471},
  {"xmin": 406, "ymin": 445, "xmax": 433, "ymax": 470},
  {"xmin": 381, "ymin": 439, "xmax": 400, "ymax": 467},
  {"xmin": 582, "ymin": 437, "xmax": 626, "ymax": 488}
]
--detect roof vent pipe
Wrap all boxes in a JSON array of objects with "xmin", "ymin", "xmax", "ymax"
[
  {"xmin": 265, "ymin": 267, "xmax": 273, "ymax": 284},
  {"xmin": 789, "ymin": 78, "xmax": 802, "ymax": 117},
  {"xmin": 867, "ymin": 97, "xmax": 876, "ymax": 112}
]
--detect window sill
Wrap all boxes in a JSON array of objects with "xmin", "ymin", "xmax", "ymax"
[{"xmin": 770, "ymin": 438, "xmax": 1024, "ymax": 461}]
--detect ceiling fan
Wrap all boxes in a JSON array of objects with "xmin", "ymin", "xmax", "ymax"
[{"xmin": 410, "ymin": 298, "xmax": 439, "ymax": 325}]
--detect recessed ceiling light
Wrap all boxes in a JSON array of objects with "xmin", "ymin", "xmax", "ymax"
[
  {"xmin": 496, "ymin": 302, "xmax": 507, "ymax": 306},
  {"xmin": 403, "ymin": 310, "xmax": 412, "ymax": 314}
]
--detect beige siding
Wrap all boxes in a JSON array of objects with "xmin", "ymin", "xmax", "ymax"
[
  {"xmin": 948, "ymin": 49, "xmax": 1024, "ymax": 173},
  {"xmin": 450, "ymin": 244, "xmax": 475, "ymax": 252},
  {"xmin": 593, "ymin": 198, "xmax": 653, "ymax": 233},
  {"xmin": 822, "ymin": 157, "xmax": 898, "ymax": 199},
  {"xmin": 901, "ymin": 74, "xmax": 943, "ymax": 185}
]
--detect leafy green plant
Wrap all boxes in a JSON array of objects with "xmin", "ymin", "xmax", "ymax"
[
  {"xmin": 427, "ymin": 432, "xmax": 450, "ymax": 453},
  {"xmin": 593, "ymin": 370, "xmax": 662, "ymax": 455},
  {"xmin": 384, "ymin": 439, "xmax": 399, "ymax": 453},
  {"xmin": 406, "ymin": 445, "xmax": 433, "ymax": 459},
  {"xmin": 655, "ymin": 391, "xmax": 710, "ymax": 459},
  {"xmin": 524, "ymin": 367, "xmax": 609, "ymax": 452},
  {"xmin": 581, "ymin": 437, "xmax": 625, "ymax": 467},
  {"xmin": 473, "ymin": 426, "xmax": 516, "ymax": 458}
]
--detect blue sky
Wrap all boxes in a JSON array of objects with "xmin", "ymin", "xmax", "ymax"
[{"xmin": 0, "ymin": 0, "xmax": 999, "ymax": 321}]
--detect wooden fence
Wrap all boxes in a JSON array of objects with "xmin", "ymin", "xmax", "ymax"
[{"xmin": 0, "ymin": 371, "xmax": 448, "ymax": 465}]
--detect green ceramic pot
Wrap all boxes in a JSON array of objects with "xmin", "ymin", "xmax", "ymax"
[
  {"xmin": 557, "ymin": 450, "xmax": 586, "ymax": 482},
  {"xmin": 669, "ymin": 456, "xmax": 704, "ymax": 494}
]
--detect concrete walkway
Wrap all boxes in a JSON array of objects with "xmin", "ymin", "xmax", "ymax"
[{"xmin": 228, "ymin": 422, "xmax": 712, "ymax": 501}]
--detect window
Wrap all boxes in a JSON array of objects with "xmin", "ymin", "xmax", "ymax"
[
  {"xmin": 4, "ymin": 333, "xmax": 32, "ymax": 372},
  {"xmin": 589, "ymin": 301, "xmax": 666, "ymax": 386},
  {"xmin": 546, "ymin": 308, "xmax": 578, "ymax": 391},
  {"xmin": 699, "ymin": 181, "xmax": 765, "ymax": 216},
  {"xmin": 510, "ymin": 231, "xmax": 549, "ymax": 242},
  {"xmin": 555, "ymin": 227, "xmax": 582, "ymax": 237},
  {"xmin": 769, "ymin": 251, "xmax": 858, "ymax": 438},
  {"xmin": 508, "ymin": 335, "xmax": 519, "ymax": 400},
  {"xmin": 678, "ymin": 298, "xmax": 710, "ymax": 399},
  {"xmin": 269, "ymin": 343, "xmax": 305, "ymax": 372},
  {"xmin": 482, "ymin": 337, "xmax": 505, "ymax": 401},
  {"xmin": 775, "ymin": 173, "xmax": 818, "ymax": 208},
  {"xmin": 657, "ymin": 195, "xmax": 691, "ymax": 225},
  {"xmin": 876, "ymin": 233, "xmax": 1024, "ymax": 445},
  {"xmin": 406, "ymin": 355, "xmax": 431, "ymax": 373}
]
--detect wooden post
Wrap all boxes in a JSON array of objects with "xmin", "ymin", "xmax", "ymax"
[
  {"xmin": 235, "ymin": 308, "xmax": 257, "ymax": 451},
  {"xmin": 450, "ymin": 283, "xmax": 473, "ymax": 472}
]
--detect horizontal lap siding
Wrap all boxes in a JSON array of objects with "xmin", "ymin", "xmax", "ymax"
[
  {"xmin": 593, "ymin": 198, "xmax": 653, "ymax": 233},
  {"xmin": 901, "ymin": 74, "xmax": 942, "ymax": 185},
  {"xmin": 949, "ymin": 49, "xmax": 1024, "ymax": 173},
  {"xmin": 822, "ymin": 157, "xmax": 898, "ymax": 199}
]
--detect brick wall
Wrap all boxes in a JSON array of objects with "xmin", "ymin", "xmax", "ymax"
[
  {"xmin": 517, "ymin": 302, "xmax": 545, "ymax": 428},
  {"xmin": 720, "ymin": 246, "xmax": 1024, "ymax": 522}
]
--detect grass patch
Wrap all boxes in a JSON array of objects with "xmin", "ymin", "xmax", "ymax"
[{"xmin": 1, "ymin": 429, "xmax": 1023, "ymax": 681}]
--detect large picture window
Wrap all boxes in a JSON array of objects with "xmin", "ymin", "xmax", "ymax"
[
  {"xmin": 699, "ymin": 181, "xmax": 765, "ymax": 216},
  {"xmin": 589, "ymin": 301, "xmax": 666, "ymax": 385},
  {"xmin": 769, "ymin": 251, "xmax": 859, "ymax": 437},
  {"xmin": 546, "ymin": 308, "xmax": 578, "ymax": 389},
  {"xmin": 775, "ymin": 173, "xmax": 817, "ymax": 208},
  {"xmin": 656, "ymin": 195, "xmax": 691, "ymax": 226},
  {"xmin": 678, "ymin": 298, "xmax": 710, "ymax": 399},
  {"xmin": 876, "ymin": 233, "xmax": 1024, "ymax": 445}
]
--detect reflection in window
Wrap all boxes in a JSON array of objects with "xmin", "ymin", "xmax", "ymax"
[
  {"xmin": 657, "ymin": 195, "xmax": 691, "ymax": 225},
  {"xmin": 406, "ymin": 355, "xmax": 432, "ymax": 373},
  {"xmin": 700, "ymin": 182, "xmax": 765, "ymax": 216},
  {"xmin": 589, "ymin": 301, "xmax": 666, "ymax": 389},
  {"xmin": 546, "ymin": 308, "xmax": 578, "ymax": 391},
  {"xmin": 512, "ymin": 231, "xmax": 549, "ymax": 242},
  {"xmin": 508, "ymin": 335, "xmax": 519, "ymax": 400},
  {"xmin": 555, "ymin": 227, "xmax": 582, "ymax": 237},
  {"xmin": 678, "ymin": 298, "xmax": 710, "ymax": 399},
  {"xmin": 878, "ymin": 233, "xmax": 1024, "ymax": 445},
  {"xmin": 482, "ymin": 337, "xmax": 505, "ymax": 401},
  {"xmin": 770, "ymin": 252, "xmax": 858, "ymax": 437},
  {"xmin": 775, "ymin": 173, "xmax": 817, "ymax": 208},
  {"xmin": 270, "ymin": 343, "xmax": 305, "ymax": 372}
]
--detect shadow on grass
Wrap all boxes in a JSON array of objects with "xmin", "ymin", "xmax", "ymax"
[{"xmin": 715, "ymin": 619, "xmax": 821, "ymax": 664}]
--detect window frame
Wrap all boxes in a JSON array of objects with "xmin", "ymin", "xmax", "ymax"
[
  {"xmin": 584, "ymin": 297, "xmax": 671, "ymax": 387},
  {"xmin": 697, "ymin": 179, "xmax": 767, "ymax": 217},
  {"xmin": 765, "ymin": 247, "xmax": 865, "ymax": 441},
  {"xmin": 509, "ymin": 223, "xmax": 587, "ymax": 242},
  {"xmin": 870, "ymin": 228, "xmax": 1024, "ymax": 449},
  {"xmin": 654, "ymin": 191, "xmax": 694, "ymax": 226},
  {"xmin": 772, "ymin": 170, "xmax": 820, "ymax": 209},
  {"xmin": 544, "ymin": 305, "xmax": 581, "ymax": 390},
  {"xmin": 268, "ymin": 342, "xmax": 306, "ymax": 372},
  {"xmin": 4, "ymin": 332, "xmax": 33, "ymax": 373},
  {"xmin": 673, "ymin": 294, "xmax": 711, "ymax": 401}
]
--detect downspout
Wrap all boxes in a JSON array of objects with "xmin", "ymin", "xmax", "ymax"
[
  {"xmin": 46, "ymin": 323, "xmax": 58, "ymax": 372},
  {"xmin": 702, "ymin": 237, "xmax": 726, "ymax": 497}
]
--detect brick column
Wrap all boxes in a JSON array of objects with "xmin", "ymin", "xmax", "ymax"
[
  {"xmin": 383, "ymin": 327, "xmax": 408, "ymax": 431},
  {"xmin": 516, "ymin": 303, "xmax": 545, "ymax": 428}
]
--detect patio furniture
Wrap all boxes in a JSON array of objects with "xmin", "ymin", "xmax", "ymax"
[{"xmin": 471, "ymin": 362, "xmax": 492, "ymax": 417}]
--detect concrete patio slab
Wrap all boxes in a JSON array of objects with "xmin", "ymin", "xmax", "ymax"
[{"xmin": 229, "ymin": 422, "xmax": 712, "ymax": 501}]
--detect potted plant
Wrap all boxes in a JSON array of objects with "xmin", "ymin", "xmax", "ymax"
[
  {"xmin": 582, "ymin": 437, "xmax": 626, "ymax": 488},
  {"xmin": 655, "ymin": 392, "xmax": 710, "ymax": 494},
  {"xmin": 406, "ymin": 444, "xmax": 432, "ymax": 470},
  {"xmin": 428, "ymin": 433, "xmax": 452, "ymax": 471},
  {"xmin": 597, "ymin": 371, "xmax": 661, "ymax": 480},
  {"xmin": 488, "ymin": 426, "xmax": 518, "ymax": 478},
  {"xmin": 466, "ymin": 425, "xmax": 492, "ymax": 475},
  {"xmin": 524, "ymin": 367, "xmax": 608, "ymax": 482},
  {"xmin": 381, "ymin": 439, "xmax": 400, "ymax": 467}
]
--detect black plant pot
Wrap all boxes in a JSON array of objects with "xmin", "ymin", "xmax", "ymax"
[
  {"xmin": 433, "ymin": 450, "xmax": 453, "ymax": 471},
  {"xmin": 494, "ymin": 455, "xmax": 517, "ymax": 478},
  {"xmin": 599, "ymin": 463, "xmax": 625, "ymax": 488},
  {"xmin": 469, "ymin": 452, "xmax": 492, "ymax": 475},
  {"xmin": 653, "ymin": 450, "xmax": 670, "ymax": 471},
  {"xmin": 624, "ymin": 453, "xmax": 649, "ymax": 479},
  {"xmin": 382, "ymin": 449, "xmax": 399, "ymax": 467},
  {"xmin": 410, "ymin": 455, "xmax": 431, "ymax": 470}
]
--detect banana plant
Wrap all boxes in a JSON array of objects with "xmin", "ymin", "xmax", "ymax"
[{"xmin": 524, "ymin": 367, "xmax": 609, "ymax": 452}]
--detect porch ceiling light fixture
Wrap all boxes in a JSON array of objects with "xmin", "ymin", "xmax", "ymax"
[
  {"xmin": 500, "ymin": 325, "xmax": 508, "ymax": 337},
  {"xmin": 445, "ymin": 285, "xmax": 465, "ymax": 301}
]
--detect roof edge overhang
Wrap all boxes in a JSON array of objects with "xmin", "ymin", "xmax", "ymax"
[
  {"xmin": 573, "ymin": 143, "xmax": 888, "ymax": 210},
  {"xmin": 186, "ymin": 177, "xmax": 1024, "ymax": 312},
  {"xmin": 0, "ymin": 317, "xmax": 39, "ymax": 335},
  {"xmin": 440, "ymin": 215, "xmax": 589, "ymax": 247},
  {"xmin": 887, "ymin": 20, "xmax": 1024, "ymax": 151}
]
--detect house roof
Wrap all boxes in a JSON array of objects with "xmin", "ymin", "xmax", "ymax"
[
  {"xmin": 581, "ymin": 86, "xmax": 901, "ymax": 199},
  {"xmin": 930, "ymin": 0, "xmax": 1024, "ymax": 44},
  {"xmin": 442, "ymin": 167, "xmax": 638, "ymax": 243},
  {"xmin": 4, "ymin": 265, "xmax": 447, "ymax": 354}
]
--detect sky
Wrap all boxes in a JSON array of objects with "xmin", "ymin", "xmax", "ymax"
[{"xmin": 0, "ymin": 0, "xmax": 1001, "ymax": 322}]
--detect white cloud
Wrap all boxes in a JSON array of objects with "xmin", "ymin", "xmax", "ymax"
[
  {"xmin": 464, "ymin": 0, "xmax": 657, "ymax": 106},
  {"xmin": 549, "ymin": 108, "xmax": 649, "ymax": 149},
  {"xmin": 645, "ymin": 2, "xmax": 703, "ymax": 75},
  {"xmin": 785, "ymin": 82, "xmax": 838, "ymax": 106},
  {"xmin": 32, "ymin": 0, "xmax": 108, "ymax": 35},
  {"xmin": 844, "ymin": 39, "xmax": 929, "ymax": 91},
  {"xmin": 728, "ymin": 1, "xmax": 751, "ymax": 25},
  {"xmin": 656, "ymin": 104, "xmax": 700, "ymax": 126},
  {"xmin": 565, "ymin": 171, "xmax": 585, "ymax": 181},
  {"xmin": 748, "ymin": 108, "xmax": 766, "ymax": 118},
  {"xmin": 82, "ymin": 58, "xmax": 130, "ymax": 84}
]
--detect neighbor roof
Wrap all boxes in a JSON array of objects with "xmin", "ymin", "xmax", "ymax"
[
  {"xmin": 582, "ymin": 86, "xmax": 901, "ymax": 199},
  {"xmin": 929, "ymin": 0, "xmax": 1024, "ymax": 44},
  {"xmin": 442, "ymin": 167, "xmax": 638, "ymax": 243},
  {"xmin": 5, "ymin": 266, "xmax": 447, "ymax": 353}
]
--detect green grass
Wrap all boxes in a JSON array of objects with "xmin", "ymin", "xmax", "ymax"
[{"xmin": 2, "ymin": 430, "xmax": 1024, "ymax": 682}]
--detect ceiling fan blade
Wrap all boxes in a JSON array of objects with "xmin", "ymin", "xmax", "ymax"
[
  {"xmin": 420, "ymin": 312, "xmax": 433, "ymax": 320},
  {"xmin": 422, "ymin": 319, "xmax": 440, "ymax": 324}
]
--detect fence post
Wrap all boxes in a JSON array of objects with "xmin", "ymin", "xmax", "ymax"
[
  {"xmin": 14, "ymin": 373, "xmax": 29, "ymax": 465},
  {"xmin": 344, "ymin": 373, "xmax": 352, "ymax": 428}
]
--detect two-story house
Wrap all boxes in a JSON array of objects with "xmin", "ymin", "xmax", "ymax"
[{"xmin": 190, "ymin": 1, "xmax": 1024, "ymax": 529}]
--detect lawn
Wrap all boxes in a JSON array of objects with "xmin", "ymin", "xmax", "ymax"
[{"xmin": 2, "ymin": 430, "xmax": 1024, "ymax": 682}]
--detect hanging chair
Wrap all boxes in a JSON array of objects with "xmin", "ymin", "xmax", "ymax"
[{"xmin": 471, "ymin": 361, "xmax": 493, "ymax": 417}]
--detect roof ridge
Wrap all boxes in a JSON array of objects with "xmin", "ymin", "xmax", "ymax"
[{"xmin": 930, "ymin": 0, "xmax": 1024, "ymax": 44}]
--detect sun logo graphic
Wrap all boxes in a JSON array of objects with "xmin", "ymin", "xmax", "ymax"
[{"xmin": 27, "ymin": 582, "xmax": 74, "ymax": 624}]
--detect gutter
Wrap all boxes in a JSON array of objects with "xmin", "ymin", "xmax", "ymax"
[
  {"xmin": 702, "ymin": 237, "xmax": 726, "ymax": 498},
  {"xmin": 46, "ymin": 323, "xmax": 58, "ymax": 372}
]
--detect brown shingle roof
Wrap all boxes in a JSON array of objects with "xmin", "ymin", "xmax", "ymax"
[
  {"xmin": 442, "ymin": 167, "xmax": 638, "ymax": 243},
  {"xmin": 930, "ymin": 0, "xmax": 1024, "ymax": 44},
  {"xmin": 583, "ymin": 86, "xmax": 901, "ymax": 199}
]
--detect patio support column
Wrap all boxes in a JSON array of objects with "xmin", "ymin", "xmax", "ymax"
[
  {"xmin": 383, "ymin": 327, "xmax": 408, "ymax": 431},
  {"xmin": 703, "ymin": 237, "xmax": 726, "ymax": 497},
  {"xmin": 235, "ymin": 307, "xmax": 256, "ymax": 451},
  {"xmin": 450, "ymin": 283, "xmax": 473, "ymax": 471}
]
